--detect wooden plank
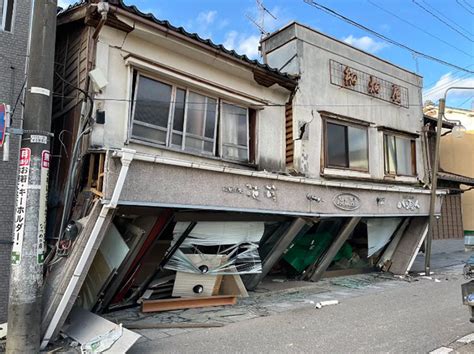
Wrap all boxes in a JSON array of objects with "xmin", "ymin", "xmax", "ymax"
[
  {"xmin": 141, "ymin": 296, "xmax": 237, "ymax": 313},
  {"xmin": 123, "ymin": 322, "xmax": 224, "ymax": 329},
  {"xmin": 244, "ymin": 218, "xmax": 310, "ymax": 290},
  {"xmin": 307, "ymin": 217, "xmax": 361, "ymax": 282}
]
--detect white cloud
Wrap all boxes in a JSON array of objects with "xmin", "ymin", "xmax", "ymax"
[
  {"xmin": 423, "ymin": 72, "xmax": 474, "ymax": 104},
  {"xmin": 223, "ymin": 31, "xmax": 260, "ymax": 59},
  {"xmin": 342, "ymin": 35, "xmax": 387, "ymax": 54},
  {"xmin": 186, "ymin": 10, "xmax": 220, "ymax": 38},
  {"xmin": 197, "ymin": 10, "xmax": 217, "ymax": 26}
]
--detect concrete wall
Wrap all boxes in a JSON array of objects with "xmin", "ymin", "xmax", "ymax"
[
  {"xmin": 104, "ymin": 155, "xmax": 441, "ymax": 218},
  {"xmin": 262, "ymin": 23, "xmax": 425, "ymax": 183},
  {"xmin": 0, "ymin": 0, "xmax": 32, "ymax": 322},
  {"xmin": 91, "ymin": 21, "xmax": 291, "ymax": 171}
]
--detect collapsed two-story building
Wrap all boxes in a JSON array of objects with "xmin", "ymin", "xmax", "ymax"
[{"xmin": 41, "ymin": 0, "xmax": 444, "ymax": 346}]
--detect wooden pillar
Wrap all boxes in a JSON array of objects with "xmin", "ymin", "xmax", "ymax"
[
  {"xmin": 308, "ymin": 217, "xmax": 361, "ymax": 282},
  {"xmin": 245, "ymin": 217, "xmax": 311, "ymax": 290}
]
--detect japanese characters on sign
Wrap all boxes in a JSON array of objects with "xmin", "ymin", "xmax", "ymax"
[
  {"xmin": 397, "ymin": 197, "xmax": 420, "ymax": 211},
  {"xmin": 223, "ymin": 184, "xmax": 278, "ymax": 202},
  {"xmin": 12, "ymin": 148, "xmax": 31, "ymax": 265},
  {"xmin": 343, "ymin": 66, "xmax": 358, "ymax": 87},
  {"xmin": 368, "ymin": 76, "xmax": 380, "ymax": 95},
  {"xmin": 390, "ymin": 84, "xmax": 402, "ymax": 104},
  {"xmin": 37, "ymin": 151, "xmax": 50, "ymax": 264},
  {"xmin": 0, "ymin": 104, "xmax": 6, "ymax": 147},
  {"xmin": 333, "ymin": 193, "xmax": 361, "ymax": 211},
  {"xmin": 330, "ymin": 60, "xmax": 409, "ymax": 108}
]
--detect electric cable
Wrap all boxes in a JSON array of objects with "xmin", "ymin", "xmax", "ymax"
[
  {"xmin": 367, "ymin": 0, "xmax": 473, "ymax": 58},
  {"xmin": 302, "ymin": 0, "xmax": 474, "ymax": 74},
  {"xmin": 456, "ymin": 0, "xmax": 474, "ymax": 15},
  {"xmin": 413, "ymin": 0, "xmax": 474, "ymax": 41}
]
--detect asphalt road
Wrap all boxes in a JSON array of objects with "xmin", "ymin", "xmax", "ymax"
[{"xmin": 130, "ymin": 269, "xmax": 474, "ymax": 353}]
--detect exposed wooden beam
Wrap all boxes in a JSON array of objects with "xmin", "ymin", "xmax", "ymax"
[
  {"xmin": 245, "ymin": 217, "xmax": 312, "ymax": 290},
  {"xmin": 141, "ymin": 295, "xmax": 237, "ymax": 313},
  {"xmin": 308, "ymin": 217, "xmax": 361, "ymax": 282}
]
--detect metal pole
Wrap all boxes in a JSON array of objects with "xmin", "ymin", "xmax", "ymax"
[
  {"xmin": 425, "ymin": 98, "xmax": 444, "ymax": 276},
  {"xmin": 6, "ymin": 0, "xmax": 57, "ymax": 352}
]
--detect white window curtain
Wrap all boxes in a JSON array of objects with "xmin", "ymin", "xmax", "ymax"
[{"xmin": 221, "ymin": 102, "xmax": 248, "ymax": 161}]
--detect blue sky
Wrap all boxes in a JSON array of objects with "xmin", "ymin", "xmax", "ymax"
[{"xmin": 59, "ymin": 0, "xmax": 474, "ymax": 109}]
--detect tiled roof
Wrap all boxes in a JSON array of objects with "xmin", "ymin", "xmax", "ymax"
[{"xmin": 58, "ymin": 0, "xmax": 298, "ymax": 89}]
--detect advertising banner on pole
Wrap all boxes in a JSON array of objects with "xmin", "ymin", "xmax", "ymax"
[
  {"xmin": 0, "ymin": 104, "xmax": 6, "ymax": 147},
  {"xmin": 12, "ymin": 148, "xmax": 31, "ymax": 265}
]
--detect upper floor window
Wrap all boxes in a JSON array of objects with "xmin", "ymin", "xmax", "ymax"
[
  {"xmin": 324, "ymin": 119, "xmax": 369, "ymax": 171},
  {"xmin": 131, "ymin": 72, "xmax": 251, "ymax": 162},
  {"xmin": 384, "ymin": 133, "xmax": 416, "ymax": 176},
  {"xmin": 1, "ymin": 0, "xmax": 14, "ymax": 32}
]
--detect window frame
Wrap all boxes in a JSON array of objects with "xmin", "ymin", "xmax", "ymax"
[
  {"xmin": 219, "ymin": 100, "xmax": 250, "ymax": 162},
  {"xmin": 383, "ymin": 132, "xmax": 417, "ymax": 177},
  {"xmin": 130, "ymin": 70, "xmax": 250, "ymax": 163},
  {"xmin": 180, "ymin": 88, "xmax": 219, "ymax": 156},
  {"xmin": 1, "ymin": 0, "xmax": 15, "ymax": 33},
  {"xmin": 323, "ymin": 117, "xmax": 369, "ymax": 172}
]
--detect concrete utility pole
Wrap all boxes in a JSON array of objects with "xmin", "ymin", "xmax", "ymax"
[
  {"xmin": 6, "ymin": 0, "xmax": 57, "ymax": 352},
  {"xmin": 424, "ymin": 98, "xmax": 444, "ymax": 277}
]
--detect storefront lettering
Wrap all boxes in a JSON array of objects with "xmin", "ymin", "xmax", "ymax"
[
  {"xmin": 397, "ymin": 197, "xmax": 420, "ymax": 211},
  {"xmin": 333, "ymin": 193, "xmax": 361, "ymax": 211}
]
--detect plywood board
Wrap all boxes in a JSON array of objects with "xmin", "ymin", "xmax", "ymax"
[
  {"xmin": 172, "ymin": 254, "xmax": 227, "ymax": 297},
  {"xmin": 172, "ymin": 272, "xmax": 219, "ymax": 297},
  {"xmin": 220, "ymin": 274, "xmax": 249, "ymax": 298},
  {"xmin": 142, "ymin": 296, "xmax": 237, "ymax": 313}
]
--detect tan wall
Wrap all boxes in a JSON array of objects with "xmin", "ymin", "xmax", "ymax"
[{"xmin": 440, "ymin": 131, "xmax": 474, "ymax": 232}]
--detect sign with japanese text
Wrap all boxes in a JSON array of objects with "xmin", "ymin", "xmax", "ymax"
[
  {"xmin": 0, "ymin": 104, "xmax": 6, "ymax": 147},
  {"xmin": 37, "ymin": 151, "xmax": 50, "ymax": 264},
  {"xmin": 12, "ymin": 148, "xmax": 31, "ymax": 265},
  {"xmin": 329, "ymin": 60, "xmax": 409, "ymax": 108}
]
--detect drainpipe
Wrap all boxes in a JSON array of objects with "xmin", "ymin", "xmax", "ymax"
[{"xmin": 40, "ymin": 148, "xmax": 135, "ymax": 349}]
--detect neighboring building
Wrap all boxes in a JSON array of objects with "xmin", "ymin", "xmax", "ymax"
[
  {"xmin": 0, "ymin": 0, "xmax": 32, "ymax": 322},
  {"xmin": 424, "ymin": 104, "xmax": 474, "ymax": 238},
  {"xmin": 41, "ymin": 2, "xmax": 445, "ymax": 345}
]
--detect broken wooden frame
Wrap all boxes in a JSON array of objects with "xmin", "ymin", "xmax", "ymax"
[
  {"xmin": 94, "ymin": 209, "xmax": 174, "ymax": 313},
  {"xmin": 244, "ymin": 217, "xmax": 314, "ymax": 290},
  {"xmin": 141, "ymin": 295, "xmax": 238, "ymax": 313},
  {"xmin": 305, "ymin": 217, "xmax": 361, "ymax": 282}
]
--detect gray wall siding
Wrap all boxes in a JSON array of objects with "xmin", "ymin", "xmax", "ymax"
[{"xmin": 0, "ymin": 0, "xmax": 31, "ymax": 321}]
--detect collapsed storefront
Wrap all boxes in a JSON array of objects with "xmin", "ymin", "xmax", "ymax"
[
  {"xmin": 41, "ymin": 150, "xmax": 441, "ymax": 346},
  {"xmin": 41, "ymin": 3, "xmax": 444, "ymax": 349}
]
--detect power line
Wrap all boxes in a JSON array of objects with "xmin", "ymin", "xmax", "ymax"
[
  {"xmin": 461, "ymin": 0, "xmax": 474, "ymax": 10},
  {"xmin": 420, "ymin": 0, "xmax": 474, "ymax": 36},
  {"xmin": 423, "ymin": 64, "xmax": 474, "ymax": 89},
  {"xmin": 423, "ymin": 72, "xmax": 473, "ymax": 97},
  {"xmin": 413, "ymin": 0, "xmax": 474, "ymax": 41},
  {"xmin": 302, "ymin": 0, "xmax": 474, "ymax": 74},
  {"xmin": 456, "ymin": 0, "xmax": 474, "ymax": 15},
  {"xmin": 457, "ymin": 95, "xmax": 473, "ymax": 107},
  {"xmin": 367, "ymin": 0, "xmax": 473, "ymax": 58},
  {"xmin": 52, "ymin": 93, "xmax": 426, "ymax": 108}
]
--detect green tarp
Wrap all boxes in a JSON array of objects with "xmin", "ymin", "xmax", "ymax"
[{"xmin": 283, "ymin": 231, "xmax": 352, "ymax": 273}]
